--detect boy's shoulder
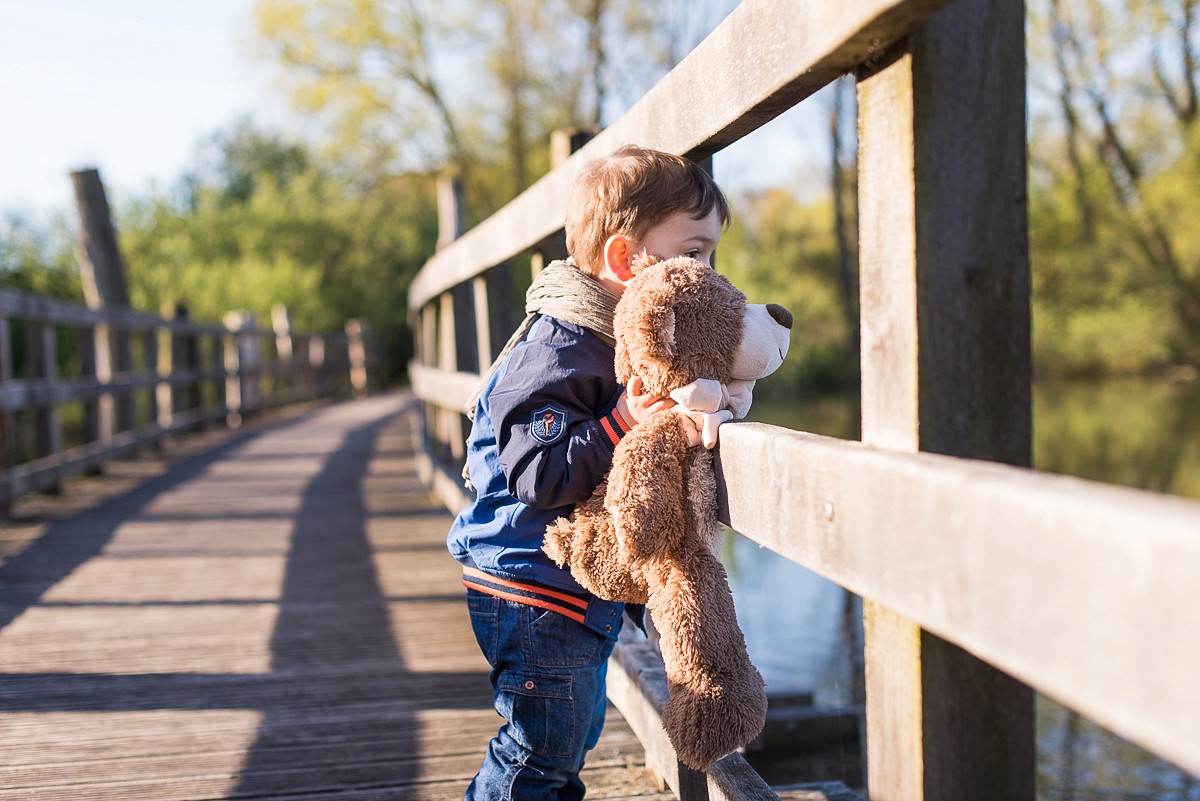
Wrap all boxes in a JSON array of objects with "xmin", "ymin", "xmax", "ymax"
[
  {"xmin": 494, "ymin": 315, "xmax": 616, "ymax": 399},
  {"xmin": 515, "ymin": 315, "xmax": 613, "ymax": 367}
]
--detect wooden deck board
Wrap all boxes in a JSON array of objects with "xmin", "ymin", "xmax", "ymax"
[{"xmin": 0, "ymin": 393, "xmax": 669, "ymax": 800}]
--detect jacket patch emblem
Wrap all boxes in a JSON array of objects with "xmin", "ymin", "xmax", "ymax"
[{"xmin": 531, "ymin": 405, "xmax": 567, "ymax": 444}]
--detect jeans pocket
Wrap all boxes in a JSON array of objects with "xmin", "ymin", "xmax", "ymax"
[
  {"xmin": 522, "ymin": 607, "xmax": 605, "ymax": 669},
  {"xmin": 467, "ymin": 590, "xmax": 500, "ymax": 665},
  {"xmin": 496, "ymin": 671, "xmax": 576, "ymax": 759}
]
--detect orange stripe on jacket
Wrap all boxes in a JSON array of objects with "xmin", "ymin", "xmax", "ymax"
[{"xmin": 461, "ymin": 566, "xmax": 589, "ymax": 610}]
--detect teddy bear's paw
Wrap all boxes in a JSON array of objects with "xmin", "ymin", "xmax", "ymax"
[
  {"xmin": 541, "ymin": 520, "xmax": 574, "ymax": 567},
  {"xmin": 576, "ymin": 546, "xmax": 649, "ymax": 602},
  {"xmin": 662, "ymin": 677, "xmax": 768, "ymax": 771}
]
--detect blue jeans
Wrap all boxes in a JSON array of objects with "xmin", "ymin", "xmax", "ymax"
[{"xmin": 465, "ymin": 589, "xmax": 617, "ymax": 801}]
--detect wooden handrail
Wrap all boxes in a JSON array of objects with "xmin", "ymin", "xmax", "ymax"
[
  {"xmin": 717, "ymin": 423, "xmax": 1200, "ymax": 777},
  {"xmin": 0, "ymin": 287, "xmax": 368, "ymax": 507}
]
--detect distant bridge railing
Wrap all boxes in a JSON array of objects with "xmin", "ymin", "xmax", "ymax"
[
  {"xmin": 407, "ymin": 0, "xmax": 1200, "ymax": 799},
  {"xmin": 0, "ymin": 287, "xmax": 372, "ymax": 510}
]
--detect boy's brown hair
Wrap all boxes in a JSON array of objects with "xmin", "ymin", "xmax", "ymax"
[{"xmin": 565, "ymin": 145, "xmax": 730, "ymax": 275}]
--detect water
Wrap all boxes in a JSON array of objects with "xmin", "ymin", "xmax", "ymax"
[{"xmin": 723, "ymin": 376, "xmax": 1200, "ymax": 799}]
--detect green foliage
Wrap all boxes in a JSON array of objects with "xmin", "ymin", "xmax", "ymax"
[
  {"xmin": 0, "ymin": 213, "xmax": 82, "ymax": 301},
  {"xmin": 721, "ymin": 188, "xmax": 859, "ymax": 395},
  {"xmin": 1027, "ymin": 0, "xmax": 1200, "ymax": 374},
  {"xmin": 1029, "ymin": 123, "xmax": 1200, "ymax": 374},
  {"xmin": 118, "ymin": 125, "xmax": 438, "ymax": 384},
  {"xmin": 251, "ymin": 0, "xmax": 731, "ymax": 220}
]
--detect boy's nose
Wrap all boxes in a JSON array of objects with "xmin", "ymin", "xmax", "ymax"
[{"xmin": 766, "ymin": 303, "xmax": 793, "ymax": 330}]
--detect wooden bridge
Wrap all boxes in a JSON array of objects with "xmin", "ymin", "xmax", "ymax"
[
  {"xmin": 3, "ymin": 0, "xmax": 1199, "ymax": 800},
  {"xmin": 0, "ymin": 393, "xmax": 682, "ymax": 800}
]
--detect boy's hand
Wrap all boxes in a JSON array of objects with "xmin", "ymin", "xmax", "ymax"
[{"xmin": 616, "ymin": 375, "xmax": 675, "ymax": 425}]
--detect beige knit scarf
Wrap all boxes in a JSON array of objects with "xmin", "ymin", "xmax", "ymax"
[
  {"xmin": 465, "ymin": 258, "xmax": 618, "ymax": 419},
  {"xmin": 461, "ymin": 258, "xmax": 618, "ymax": 488}
]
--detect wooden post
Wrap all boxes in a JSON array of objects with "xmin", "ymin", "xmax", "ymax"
[
  {"xmin": 273, "ymin": 304, "xmax": 294, "ymax": 404},
  {"xmin": 0, "ymin": 312, "xmax": 13, "ymax": 514},
  {"xmin": 346, "ymin": 318, "xmax": 370, "ymax": 399},
  {"xmin": 72, "ymin": 168, "xmax": 135, "ymax": 437},
  {"xmin": 676, "ymin": 763, "xmax": 710, "ymax": 801},
  {"xmin": 532, "ymin": 127, "xmax": 599, "ymax": 282},
  {"xmin": 145, "ymin": 323, "xmax": 167, "ymax": 436},
  {"xmin": 78, "ymin": 325, "xmax": 100, "ymax": 449},
  {"xmin": 309, "ymin": 335, "xmax": 327, "ymax": 400},
  {"xmin": 550, "ymin": 126, "xmax": 599, "ymax": 169},
  {"xmin": 26, "ymin": 321, "xmax": 62, "ymax": 492},
  {"xmin": 72, "ymin": 169, "xmax": 130, "ymax": 308},
  {"xmin": 224, "ymin": 312, "xmax": 259, "ymax": 426},
  {"xmin": 473, "ymin": 276, "xmax": 493, "ymax": 372},
  {"xmin": 171, "ymin": 305, "xmax": 201, "ymax": 419},
  {"xmin": 856, "ymin": 2, "xmax": 1034, "ymax": 800},
  {"xmin": 420, "ymin": 305, "xmax": 438, "ymax": 368},
  {"xmin": 210, "ymin": 330, "xmax": 226, "ymax": 415},
  {"xmin": 438, "ymin": 293, "xmax": 464, "ymax": 461},
  {"xmin": 437, "ymin": 169, "xmax": 466, "ymax": 251}
]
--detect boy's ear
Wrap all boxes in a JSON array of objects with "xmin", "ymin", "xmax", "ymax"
[{"xmin": 603, "ymin": 234, "xmax": 636, "ymax": 281}]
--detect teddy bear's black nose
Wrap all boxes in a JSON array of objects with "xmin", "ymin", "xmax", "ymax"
[{"xmin": 766, "ymin": 304, "xmax": 793, "ymax": 330}]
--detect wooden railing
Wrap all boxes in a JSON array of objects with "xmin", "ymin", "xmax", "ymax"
[
  {"xmin": 407, "ymin": 0, "xmax": 1200, "ymax": 799},
  {"xmin": 0, "ymin": 288, "xmax": 371, "ymax": 509}
]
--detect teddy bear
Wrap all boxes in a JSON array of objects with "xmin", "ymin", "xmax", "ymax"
[{"xmin": 542, "ymin": 253, "xmax": 792, "ymax": 771}]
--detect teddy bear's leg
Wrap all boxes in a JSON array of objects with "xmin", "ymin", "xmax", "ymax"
[
  {"xmin": 649, "ymin": 555, "xmax": 767, "ymax": 772},
  {"xmin": 683, "ymin": 448, "xmax": 720, "ymax": 553}
]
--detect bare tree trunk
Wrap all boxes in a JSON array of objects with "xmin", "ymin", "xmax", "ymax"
[
  {"xmin": 1181, "ymin": 0, "xmax": 1198, "ymax": 121},
  {"xmin": 1049, "ymin": 0, "xmax": 1097, "ymax": 239},
  {"xmin": 586, "ymin": 0, "xmax": 607, "ymax": 127},
  {"xmin": 400, "ymin": 0, "xmax": 470, "ymax": 174},
  {"xmin": 1057, "ymin": 4, "xmax": 1200, "ymax": 354},
  {"xmin": 501, "ymin": 0, "xmax": 530, "ymax": 196}
]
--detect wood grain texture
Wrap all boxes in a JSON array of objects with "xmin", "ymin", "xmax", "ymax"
[
  {"xmin": 0, "ymin": 393, "xmax": 668, "ymax": 800},
  {"xmin": 855, "ymin": 0, "xmax": 1034, "ymax": 797},
  {"xmin": 715, "ymin": 419, "xmax": 1200, "ymax": 780}
]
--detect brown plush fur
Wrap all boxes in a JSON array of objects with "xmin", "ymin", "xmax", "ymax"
[{"xmin": 543, "ymin": 254, "xmax": 770, "ymax": 771}]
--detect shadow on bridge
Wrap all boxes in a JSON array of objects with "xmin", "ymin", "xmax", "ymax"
[{"xmin": 0, "ymin": 396, "xmax": 498, "ymax": 799}]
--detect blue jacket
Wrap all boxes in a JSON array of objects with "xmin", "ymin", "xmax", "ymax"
[{"xmin": 447, "ymin": 315, "xmax": 632, "ymax": 640}]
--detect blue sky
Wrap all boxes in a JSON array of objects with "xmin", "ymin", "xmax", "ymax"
[
  {"xmin": 0, "ymin": 0, "xmax": 283, "ymax": 217},
  {"xmin": 0, "ymin": 0, "xmax": 825, "ymax": 222}
]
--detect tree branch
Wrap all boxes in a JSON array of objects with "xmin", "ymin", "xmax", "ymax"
[{"xmin": 1183, "ymin": 0, "xmax": 1199, "ymax": 121}]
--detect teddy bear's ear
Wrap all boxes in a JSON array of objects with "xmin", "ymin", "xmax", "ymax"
[
  {"xmin": 640, "ymin": 302, "xmax": 676, "ymax": 365},
  {"xmin": 630, "ymin": 250, "xmax": 657, "ymax": 275}
]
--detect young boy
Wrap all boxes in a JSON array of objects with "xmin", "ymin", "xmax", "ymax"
[{"xmin": 448, "ymin": 145, "xmax": 730, "ymax": 800}]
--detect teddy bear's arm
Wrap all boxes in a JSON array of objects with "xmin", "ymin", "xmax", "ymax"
[{"xmin": 605, "ymin": 412, "xmax": 689, "ymax": 560}]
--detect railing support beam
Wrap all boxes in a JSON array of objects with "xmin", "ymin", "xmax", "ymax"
[
  {"xmin": 856, "ymin": 0, "xmax": 1034, "ymax": 799},
  {"xmin": 72, "ymin": 168, "xmax": 135, "ymax": 437}
]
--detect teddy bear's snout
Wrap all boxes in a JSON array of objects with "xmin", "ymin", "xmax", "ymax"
[{"xmin": 766, "ymin": 303, "xmax": 793, "ymax": 330}]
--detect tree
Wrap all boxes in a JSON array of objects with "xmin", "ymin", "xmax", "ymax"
[
  {"xmin": 119, "ymin": 125, "xmax": 438, "ymax": 383},
  {"xmin": 720, "ymin": 187, "xmax": 859, "ymax": 393},
  {"xmin": 1029, "ymin": 0, "xmax": 1200, "ymax": 370},
  {"xmin": 251, "ymin": 0, "xmax": 737, "ymax": 217},
  {"xmin": 0, "ymin": 213, "xmax": 81, "ymax": 301}
]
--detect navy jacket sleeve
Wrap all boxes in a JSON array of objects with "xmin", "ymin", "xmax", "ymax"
[{"xmin": 488, "ymin": 319, "xmax": 624, "ymax": 509}]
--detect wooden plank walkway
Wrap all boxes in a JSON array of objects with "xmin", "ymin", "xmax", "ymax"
[{"xmin": 0, "ymin": 393, "xmax": 673, "ymax": 801}]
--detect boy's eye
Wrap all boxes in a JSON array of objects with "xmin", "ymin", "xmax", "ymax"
[{"xmin": 684, "ymin": 249, "xmax": 700, "ymax": 259}]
